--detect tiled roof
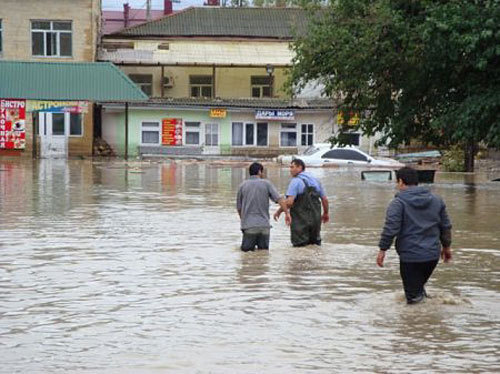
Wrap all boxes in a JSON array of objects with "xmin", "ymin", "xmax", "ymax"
[
  {"xmin": 103, "ymin": 97, "xmax": 334, "ymax": 109},
  {"xmin": 111, "ymin": 7, "xmax": 308, "ymax": 39},
  {"xmin": 102, "ymin": 9, "xmax": 165, "ymax": 35},
  {"xmin": 0, "ymin": 61, "xmax": 148, "ymax": 101}
]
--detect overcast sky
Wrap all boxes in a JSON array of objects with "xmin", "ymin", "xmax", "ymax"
[{"xmin": 102, "ymin": 0, "xmax": 204, "ymax": 11}]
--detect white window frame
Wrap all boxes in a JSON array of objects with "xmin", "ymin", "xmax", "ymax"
[
  {"xmin": 189, "ymin": 75, "xmax": 213, "ymax": 98},
  {"xmin": 129, "ymin": 74, "xmax": 153, "ymax": 96},
  {"xmin": 300, "ymin": 123, "xmax": 315, "ymax": 146},
  {"xmin": 184, "ymin": 121, "xmax": 201, "ymax": 146},
  {"xmin": 231, "ymin": 122, "xmax": 269, "ymax": 147},
  {"xmin": 204, "ymin": 123, "xmax": 219, "ymax": 146},
  {"xmin": 279, "ymin": 123, "xmax": 298, "ymax": 147},
  {"xmin": 31, "ymin": 20, "xmax": 72, "ymax": 58},
  {"xmin": 69, "ymin": 112, "xmax": 84, "ymax": 137},
  {"xmin": 140, "ymin": 121, "xmax": 161, "ymax": 146},
  {"xmin": 251, "ymin": 76, "xmax": 271, "ymax": 98}
]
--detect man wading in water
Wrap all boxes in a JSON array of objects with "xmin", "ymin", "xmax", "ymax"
[
  {"xmin": 274, "ymin": 159, "xmax": 329, "ymax": 246},
  {"xmin": 237, "ymin": 162, "xmax": 291, "ymax": 252},
  {"xmin": 377, "ymin": 166, "xmax": 453, "ymax": 304}
]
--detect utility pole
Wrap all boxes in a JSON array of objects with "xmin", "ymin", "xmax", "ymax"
[{"xmin": 146, "ymin": 0, "xmax": 152, "ymax": 21}]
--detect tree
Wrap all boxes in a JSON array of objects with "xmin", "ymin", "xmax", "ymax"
[{"xmin": 289, "ymin": 0, "xmax": 500, "ymax": 171}]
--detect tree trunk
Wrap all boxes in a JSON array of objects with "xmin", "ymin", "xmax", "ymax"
[{"xmin": 464, "ymin": 139, "xmax": 476, "ymax": 172}]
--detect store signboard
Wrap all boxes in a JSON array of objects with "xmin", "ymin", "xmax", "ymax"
[
  {"xmin": 210, "ymin": 108, "xmax": 227, "ymax": 118},
  {"xmin": 27, "ymin": 101, "xmax": 89, "ymax": 113},
  {"xmin": 255, "ymin": 109, "xmax": 295, "ymax": 121},
  {"xmin": 0, "ymin": 99, "xmax": 26, "ymax": 150},
  {"xmin": 162, "ymin": 118, "xmax": 182, "ymax": 146},
  {"xmin": 337, "ymin": 111, "xmax": 360, "ymax": 126}
]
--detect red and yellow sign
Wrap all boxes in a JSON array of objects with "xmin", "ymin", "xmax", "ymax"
[
  {"xmin": 162, "ymin": 118, "xmax": 182, "ymax": 146},
  {"xmin": 0, "ymin": 99, "xmax": 26, "ymax": 150},
  {"xmin": 337, "ymin": 111, "xmax": 360, "ymax": 126},
  {"xmin": 210, "ymin": 108, "xmax": 227, "ymax": 118}
]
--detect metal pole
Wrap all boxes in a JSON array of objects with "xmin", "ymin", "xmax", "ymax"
[
  {"xmin": 212, "ymin": 65, "xmax": 216, "ymax": 98},
  {"xmin": 125, "ymin": 103, "xmax": 129, "ymax": 160},
  {"xmin": 146, "ymin": 0, "xmax": 152, "ymax": 21}
]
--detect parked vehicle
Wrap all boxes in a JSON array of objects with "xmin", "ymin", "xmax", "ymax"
[{"xmin": 278, "ymin": 144, "xmax": 404, "ymax": 168}]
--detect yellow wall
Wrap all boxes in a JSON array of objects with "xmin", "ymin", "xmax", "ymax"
[
  {"xmin": 0, "ymin": 0, "xmax": 100, "ymax": 62},
  {"xmin": 120, "ymin": 65, "xmax": 290, "ymax": 99}
]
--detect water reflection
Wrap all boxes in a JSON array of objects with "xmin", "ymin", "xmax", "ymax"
[{"xmin": 0, "ymin": 159, "xmax": 499, "ymax": 373}]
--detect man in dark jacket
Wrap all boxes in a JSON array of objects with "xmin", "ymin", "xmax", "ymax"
[{"xmin": 377, "ymin": 167, "xmax": 452, "ymax": 304}]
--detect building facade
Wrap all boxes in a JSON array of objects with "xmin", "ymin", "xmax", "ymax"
[
  {"xmin": 0, "ymin": 0, "xmax": 101, "ymax": 158},
  {"xmin": 99, "ymin": 7, "xmax": 366, "ymax": 158}
]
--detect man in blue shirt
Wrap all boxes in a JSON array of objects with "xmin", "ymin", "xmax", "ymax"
[
  {"xmin": 377, "ymin": 167, "xmax": 453, "ymax": 304},
  {"xmin": 274, "ymin": 159, "xmax": 329, "ymax": 246}
]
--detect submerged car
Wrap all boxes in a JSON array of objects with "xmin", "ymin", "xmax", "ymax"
[{"xmin": 278, "ymin": 144, "xmax": 404, "ymax": 168}]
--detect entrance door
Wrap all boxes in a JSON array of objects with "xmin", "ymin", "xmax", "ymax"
[
  {"xmin": 39, "ymin": 112, "xmax": 68, "ymax": 158},
  {"xmin": 203, "ymin": 123, "xmax": 219, "ymax": 154}
]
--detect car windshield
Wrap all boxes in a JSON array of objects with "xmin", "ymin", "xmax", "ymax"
[{"xmin": 303, "ymin": 145, "xmax": 322, "ymax": 156}]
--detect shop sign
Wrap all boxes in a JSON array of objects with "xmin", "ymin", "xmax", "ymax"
[
  {"xmin": 337, "ymin": 111, "xmax": 360, "ymax": 126},
  {"xmin": 0, "ymin": 99, "xmax": 26, "ymax": 150},
  {"xmin": 162, "ymin": 118, "xmax": 182, "ymax": 146},
  {"xmin": 210, "ymin": 108, "xmax": 226, "ymax": 118},
  {"xmin": 255, "ymin": 109, "xmax": 295, "ymax": 121},
  {"xmin": 27, "ymin": 101, "xmax": 88, "ymax": 114}
]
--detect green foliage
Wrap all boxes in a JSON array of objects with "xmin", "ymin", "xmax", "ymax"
[
  {"xmin": 442, "ymin": 144, "xmax": 465, "ymax": 172},
  {"xmin": 289, "ymin": 0, "xmax": 500, "ymax": 164}
]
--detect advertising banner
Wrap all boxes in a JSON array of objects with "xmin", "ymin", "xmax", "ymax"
[
  {"xmin": 255, "ymin": 109, "xmax": 295, "ymax": 121},
  {"xmin": 27, "ymin": 101, "xmax": 88, "ymax": 113},
  {"xmin": 0, "ymin": 99, "xmax": 26, "ymax": 150},
  {"xmin": 162, "ymin": 118, "xmax": 182, "ymax": 146},
  {"xmin": 210, "ymin": 108, "xmax": 227, "ymax": 118},
  {"xmin": 337, "ymin": 111, "xmax": 360, "ymax": 126}
]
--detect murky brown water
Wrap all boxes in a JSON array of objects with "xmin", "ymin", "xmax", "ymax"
[{"xmin": 0, "ymin": 159, "xmax": 499, "ymax": 373}]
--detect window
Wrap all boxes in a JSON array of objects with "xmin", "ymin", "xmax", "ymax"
[
  {"xmin": 322, "ymin": 149, "xmax": 368, "ymax": 162},
  {"xmin": 190, "ymin": 75, "xmax": 212, "ymax": 98},
  {"xmin": 69, "ymin": 113, "xmax": 82, "ymax": 136},
  {"xmin": 52, "ymin": 113, "xmax": 65, "ymax": 135},
  {"xmin": 301, "ymin": 124, "xmax": 314, "ymax": 146},
  {"xmin": 185, "ymin": 122, "xmax": 200, "ymax": 145},
  {"xmin": 0, "ymin": 20, "xmax": 3, "ymax": 54},
  {"xmin": 31, "ymin": 21, "xmax": 72, "ymax": 57},
  {"xmin": 232, "ymin": 122, "xmax": 268, "ymax": 146},
  {"xmin": 280, "ymin": 123, "xmax": 297, "ymax": 147},
  {"xmin": 338, "ymin": 132, "xmax": 360, "ymax": 146},
  {"xmin": 129, "ymin": 74, "xmax": 153, "ymax": 96},
  {"xmin": 251, "ymin": 76, "xmax": 271, "ymax": 98},
  {"xmin": 141, "ymin": 122, "xmax": 160, "ymax": 144},
  {"xmin": 205, "ymin": 123, "xmax": 218, "ymax": 146}
]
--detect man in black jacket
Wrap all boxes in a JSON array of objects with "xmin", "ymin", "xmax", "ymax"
[{"xmin": 377, "ymin": 167, "xmax": 452, "ymax": 304}]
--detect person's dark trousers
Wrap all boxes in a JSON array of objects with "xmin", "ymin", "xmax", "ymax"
[
  {"xmin": 241, "ymin": 228, "xmax": 270, "ymax": 252},
  {"xmin": 400, "ymin": 259, "xmax": 439, "ymax": 304}
]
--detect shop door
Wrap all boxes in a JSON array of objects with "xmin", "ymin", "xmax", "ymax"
[
  {"xmin": 39, "ymin": 112, "xmax": 68, "ymax": 158},
  {"xmin": 203, "ymin": 123, "xmax": 220, "ymax": 154}
]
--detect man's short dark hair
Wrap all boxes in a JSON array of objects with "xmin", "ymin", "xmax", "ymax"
[
  {"xmin": 249, "ymin": 162, "xmax": 264, "ymax": 176},
  {"xmin": 291, "ymin": 158, "xmax": 306, "ymax": 171},
  {"xmin": 396, "ymin": 167, "xmax": 419, "ymax": 186}
]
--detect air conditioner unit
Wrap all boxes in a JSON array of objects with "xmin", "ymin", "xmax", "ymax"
[{"xmin": 163, "ymin": 74, "xmax": 175, "ymax": 89}]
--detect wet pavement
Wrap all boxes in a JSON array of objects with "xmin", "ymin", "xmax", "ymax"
[{"xmin": 0, "ymin": 159, "xmax": 499, "ymax": 373}]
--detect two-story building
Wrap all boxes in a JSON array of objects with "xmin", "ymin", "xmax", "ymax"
[
  {"xmin": 0, "ymin": 0, "xmax": 102, "ymax": 158},
  {"xmin": 98, "ymin": 7, "xmax": 344, "ymax": 158}
]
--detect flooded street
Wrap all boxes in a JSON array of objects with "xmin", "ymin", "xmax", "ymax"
[{"xmin": 0, "ymin": 159, "xmax": 499, "ymax": 373}]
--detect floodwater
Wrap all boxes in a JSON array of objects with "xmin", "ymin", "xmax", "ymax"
[{"xmin": 0, "ymin": 159, "xmax": 499, "ymax": 373}]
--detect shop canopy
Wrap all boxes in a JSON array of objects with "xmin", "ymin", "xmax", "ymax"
[{"xmin": 0, "ymin": 61, "xmax": 147, "ymax": 102}]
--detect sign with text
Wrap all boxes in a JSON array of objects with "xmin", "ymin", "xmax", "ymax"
[
  {"xmin": 27, "ymin": 100, "xmax": 88, "ymax": 113},
  {"xmin": 255, "ymin": 109, "xmax": 295, "ymax": 121},
  {"xmin": 337, "ymin": 111, "xmax": 360, "ymax": 126},
  {"xmin": 0, "ymin": 99, "xmax": 26, "ymax": 150},
  {"xmin": 210, "ymin": 108, "xmax": 227, "ymax": 118},
  {"xmin": 162, "ymin": 118, "xmax": 182, "ymax": 146}
]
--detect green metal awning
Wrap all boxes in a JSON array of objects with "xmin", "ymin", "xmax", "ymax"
[{"xmin": 0, "ymin": 60, "xmax": 148, "ymax": 101}]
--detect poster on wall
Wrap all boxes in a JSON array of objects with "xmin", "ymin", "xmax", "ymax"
[
  {"xmin": 162, "ymin": 118, "xmax": 183, "ymax": 146},
  {"xmin": 0, "ymin": 99, "xmax": 26, "ymax": 150}
]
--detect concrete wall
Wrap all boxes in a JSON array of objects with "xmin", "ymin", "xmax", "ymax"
[{"xmin": 0, "ymin": 0, "xmax": 100, "ymax": 62}]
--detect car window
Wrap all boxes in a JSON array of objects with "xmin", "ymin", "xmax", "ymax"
[{"xmin": 321, "ymin": 149, "xmax": 368, "ymax": 161}]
